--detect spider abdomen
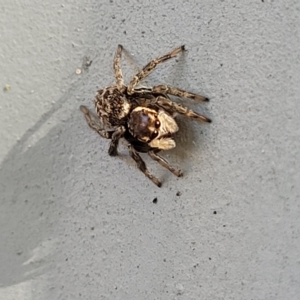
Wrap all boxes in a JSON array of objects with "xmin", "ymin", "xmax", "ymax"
[{"xmin": 95, "ymin": 86, "xmax": 131, "ymax": 127}]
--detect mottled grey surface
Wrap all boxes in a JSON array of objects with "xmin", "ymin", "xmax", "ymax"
[{"xmin": 1, "ymin": 0, "xmax": 300, "ymax": 299}]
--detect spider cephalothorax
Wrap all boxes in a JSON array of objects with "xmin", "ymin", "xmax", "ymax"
[
  {"xmin": 128, "ymin": 107, "xmax": 178, "ymax": 150},
  {"xmin": 128, "ymin": 107, "xmax": 161, "ymax": 142},
  {"xmin": 80, "ymin": 45, "xmax": 211, "ymax": 187}
]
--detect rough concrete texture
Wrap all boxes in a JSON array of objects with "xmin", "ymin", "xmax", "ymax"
[{"xmin": 1, "ymin": 0, "xmax": 300, "ymax": 299}]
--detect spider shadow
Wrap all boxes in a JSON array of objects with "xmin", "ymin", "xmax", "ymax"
[
  {"xmin": 0, "ymin": 73, "xmax": 90, "ymax": 288},
  {"xmin": 172, "ymin": 114, "xmax": 210, "ymax": 171}
]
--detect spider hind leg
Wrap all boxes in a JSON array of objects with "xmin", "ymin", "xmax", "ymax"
[
  {"xmin": 80, "ymin": 105, "xmax": 114, "ymax": 139},
  {"xmin": 80, "ymin": 105, "xmax": 125, "ymax": 156}
]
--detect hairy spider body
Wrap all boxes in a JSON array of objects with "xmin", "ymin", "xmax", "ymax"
[{"xmin": 80, "ymin": 45, "xmax": 211, "ymax": 187}]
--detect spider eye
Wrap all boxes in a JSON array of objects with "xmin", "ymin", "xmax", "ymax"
[
  {"xmin": 155, "ymin": 120, "xmax": 160, "ymax": 128},
  {"xmin": 151, "ymin": 130, "xmax": 158, "ymax": 140}
]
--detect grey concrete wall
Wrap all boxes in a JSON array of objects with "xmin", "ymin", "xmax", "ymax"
[{"xmin": 1, "ymin": 0, "xmax": 299, "ymax": 299}]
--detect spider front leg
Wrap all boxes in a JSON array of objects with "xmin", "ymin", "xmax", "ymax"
[
  {"xmin": 148, "ymin": 150, "xmax": 183, "ymax": 177},
  {"xmin": 80, "ymin": 105, "xmax": 113, "ymax": 139},
  {"xmin": 152, "ymin": 85, "xmax": 209, "ymax": 102},
  {"xmin": 128, "ymin": 144, "xmax": 162, "ymax": 187},
  {"xmin": 113, "ymin": 44, "xmax": 125, "ymax": 90},
  {"xmin": 156, "ymin": 96, "xmax": 212, "ymax": 123},
  {"xmin": 108, "ymin": 126, "xmax": 126, "ymax": 156},
  {"xmin": 127, "ymin": 45, "xmax": 186, "ymax": 95}
]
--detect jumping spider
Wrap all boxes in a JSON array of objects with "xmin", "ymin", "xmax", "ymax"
[{"xmin": 80, "ymin": 45, "xmax": 211, "ymax": 187}]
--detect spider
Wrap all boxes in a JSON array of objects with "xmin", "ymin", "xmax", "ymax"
[{"xmin": 80, "ymin": 45, "xmax": 211, "ymax": 187}]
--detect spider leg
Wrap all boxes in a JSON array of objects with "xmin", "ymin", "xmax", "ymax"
[
  {"xmin": 108, "ymin": 126, "xmax": 126, "ymax": 156},
  {"xmin": 128, "ymin": 144, "xmax": 162, "ymax": 187},
  {"xmin": 148, "ymin": 150, "xmax": 183, "ymax": 177},
  {"xmin": 152, "ymin": 85, "xmax": 209, "ymax": 102},
  {"xmin": 156, "ymin": 96, "xmax": 212, "ymax": 123},
  {"xmin": 127, "ymin": 45, "xmax": 186, "ymax": 94},
  {"xmin": 113, "ymin": 44, "xmax": 125, "ymax": 90},
  {"xmin": 80, "ymin": 105, "xmax": 113, "ymax": 139}
]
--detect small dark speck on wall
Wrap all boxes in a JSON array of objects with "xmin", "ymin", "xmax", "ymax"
[
  {"xmin": 153, "ymin": 197, "xmax": 158, "ymax": 204},
  {"xmin": 213, "ymin": 211, "xmax": 217, "ymax": 214}
]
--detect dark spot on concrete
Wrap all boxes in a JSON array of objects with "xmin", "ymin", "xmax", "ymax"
[
  {"xmin": 82, "ymin": 56, "xmax": 92, "ymax": 70},
  {"xmin": 213, "ymin": 211, "xmax": 217, "ymax": 214},
  {"xmin": 153, "ymin": 197, "xmax": 158, "ymax": 204},
  {"xmin": 176, "ymin": 191, "xmax": 182, "ymax": 196}
]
